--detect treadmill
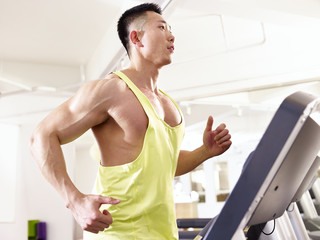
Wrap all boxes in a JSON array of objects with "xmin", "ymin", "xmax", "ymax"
[{"xmin": 193, "ymin": 91, "xmax": 320, "ymax": 240}]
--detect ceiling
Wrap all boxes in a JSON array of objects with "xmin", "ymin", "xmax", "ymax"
[
  {"xmin": 0, "ymin": 0, "xmax": 320, "ymax": 124},
  {"xmin": 0, "ymin": 0, "xmax": 126, "ymax": 65}
]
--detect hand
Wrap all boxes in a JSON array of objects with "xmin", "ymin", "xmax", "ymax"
[
  {"xmin": 67, "ymin": 193, "xmax": 120, "ymax": 234},
  {"xmin": 203, "ymin": 116, "xmax": 232, "ymax": 158}
]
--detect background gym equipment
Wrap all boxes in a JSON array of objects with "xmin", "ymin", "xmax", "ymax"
[{"xmin": 179, "ymin": 91, "xmax": 320, "ymax": 240}]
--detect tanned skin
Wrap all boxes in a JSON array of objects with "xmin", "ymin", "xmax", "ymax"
[{"xmin": 30, "ymin": 11, "xmax": 232, "ymax": 234}]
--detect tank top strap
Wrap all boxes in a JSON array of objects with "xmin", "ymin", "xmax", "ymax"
[
  {"xmin": 159, "ymin": 89, "xmax": 184, "ymax": 123},
  {"xmin": 113, "ymin": 71, "xmax": 156, "ymax": 118}
]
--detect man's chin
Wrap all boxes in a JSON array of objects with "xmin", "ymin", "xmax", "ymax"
[
  {"xmin": 154, "ymin": 55, "xmax": 173, "ymax": 68},
  {"xmin": 160, "ymin": 58, "xmax": 172, "ymax": 67}
]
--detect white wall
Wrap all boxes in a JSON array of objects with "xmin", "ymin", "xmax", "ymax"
[
  {"xmin": 0, "ymin": 118, "xmax": 75, "ymax": 240},
  {"xmin": 73, "ymin": 136, "xmax": 100, "ymax": 240},
  {"xmin": 0, "ymin": 124, "xmax": 19, "ymax": 223},
  {"xmin": 160, "ymin": 16, "xmax": 320, "ymax": 101}
]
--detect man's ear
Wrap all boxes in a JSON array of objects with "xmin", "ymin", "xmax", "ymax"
[{"xmin": 129, "ymin": 30, "xmax": 144, "ymax": 47}]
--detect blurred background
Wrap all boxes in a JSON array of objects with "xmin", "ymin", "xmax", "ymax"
[{"xmin": 1, "ymin": 0, "xmax": 320, "ymax": 239}]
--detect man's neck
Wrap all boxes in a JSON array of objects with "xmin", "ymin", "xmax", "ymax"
[{"xmin": 124, "ymin": 60, "xmax": 161, "ymax": 93}]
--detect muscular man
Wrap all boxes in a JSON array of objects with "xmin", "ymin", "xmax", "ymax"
[{"xmin": 30, "ymin": 3, "xmax": 232, "ymax": 240}]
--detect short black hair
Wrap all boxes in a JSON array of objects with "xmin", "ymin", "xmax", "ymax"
[{"xmin": 117, "ymin": 3, "xmax": 162, "ymax": 55}]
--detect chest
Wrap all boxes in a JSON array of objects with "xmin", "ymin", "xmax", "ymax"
[
  {"xmin": 107, "ymin": 86, "xmax": 182, "ymax": 145},
  {"xmin": 140, "ymin": 90, "xmax": 182, "ymax": 127}
]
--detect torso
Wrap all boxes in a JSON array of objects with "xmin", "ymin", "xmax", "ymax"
[{"xmin": 92, "ymin": 72, "xmax": 181, "ymax": 167}]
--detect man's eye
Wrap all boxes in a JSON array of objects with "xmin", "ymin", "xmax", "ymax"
[{"xmin": 160, "ymin": 26, "xmax": 165, "ymax": 30}]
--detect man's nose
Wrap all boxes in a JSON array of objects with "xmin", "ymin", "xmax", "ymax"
[{"xmin": 168, "ymin": 32, "xmax": 175, "ymax": 43}]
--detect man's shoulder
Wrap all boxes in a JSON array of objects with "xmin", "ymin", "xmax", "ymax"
[
  {"xmin": 101, "ymin": 72, "xmax": 121, "ymax": 83},
  {"xmin": 82, "ymin": 73, "xmax": 127, "ymax": 96}
]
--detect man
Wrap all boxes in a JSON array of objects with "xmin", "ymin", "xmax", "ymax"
[{"xmin": 30, "ymin": 3, "xmax": 232, "ymax": 240}]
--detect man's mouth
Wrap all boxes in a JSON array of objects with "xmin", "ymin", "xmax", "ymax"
[{"xmin": 168, "ymin": 46, "xmax": 174, "ymax": 53}]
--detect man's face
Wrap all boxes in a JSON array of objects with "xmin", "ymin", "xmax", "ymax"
[{"xmin": 138, "ymin": 11, "xmax": 175, "ymax": 67}]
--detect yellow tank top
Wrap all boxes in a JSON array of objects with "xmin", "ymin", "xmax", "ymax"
[{"xmin": 83, "ymin": 71, "xmax": 185, "ymax": 240}]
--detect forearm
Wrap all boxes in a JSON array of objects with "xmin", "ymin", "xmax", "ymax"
[
  {"xmin": 30, "ymin": 130, "xmax": 81, "ymax": 206},
  {"xmin": 30, "ymin": 129, "xmax": 120, "ymax": 233},
  {"xmin": 175, "ymin": 145, "xmax": 212, "ymax": 176},
  {"xmin": 175, "ymin": 117, "xmax": 232, "ymax": 176}
]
